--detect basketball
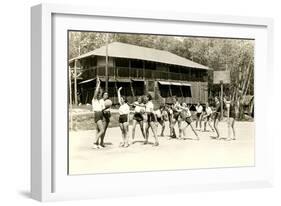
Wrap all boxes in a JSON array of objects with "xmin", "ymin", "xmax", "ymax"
[
  {"xmin": 140, "ymin": 108, "xmax": 145, "ymax": 114},
  {"xmin": 104, "ymin": 99, "xmax": 112, "ymax": 108}
]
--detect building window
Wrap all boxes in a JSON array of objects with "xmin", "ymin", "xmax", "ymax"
[
  {"xmin": 131, "ymin": 59, "xmax": 143, "ymax": 68},
  {"xmin": 116, "ymin": 82, "xmax": 132, "ymax": 97},
  {"xmin": 144, "ymin": 61, "xmax": 156, "ymax": 70},
  {"xmin": 158, "ymin": 84, "xmax": 170, "ymax": 98},
  {"xmin": 132, "ymin": 81, "xmax": 145, "ymax": 96},
  {"xmin": 171, "ymin": 85, "xmax": 182, "ymax": 97},
  {"xmin": 115, "ymin": 58, "xmax": 129, "ymax": 68},
  {"xmin": 182, "ymin": 86, "xmax": 192, "ymax": 97}
]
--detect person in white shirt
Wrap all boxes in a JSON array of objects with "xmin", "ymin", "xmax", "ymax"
[
  {"xmin": 170, "ymin": 97, "xmax": 182, "ymax": 139},
  {"xmin": 95, "ymin": 92, "xmax": 111, "ymax": 148},
  {"xmin": 143, "ymin": 94, "xmax": 159, "ymax": 146},
  {"xmin": 131, "ymin": 96, "xmax": 146, "ymax": 142},
  {"xmin": 178, "ymin": 103, "xmax": 199, "ymax": 140},
  {"xmin": 155, "ymin": 104, "xmax": 169, "ymax": 137},
  {"xmin": 92, "ymin": 78, "xmax": 105, "ymax": 149},
  {"xmin": 117, "ymin": 87, "xmax": 130, "ymax": 148},
  {"xmin": 202, "ymin": 102, "xmax": 215, "ymax": 132},
  {"xmin": 195, "ymin": 102, "xmax": 203, "ymax": 130}
]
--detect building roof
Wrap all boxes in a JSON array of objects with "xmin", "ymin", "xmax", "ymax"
[{"xmin": 69, "ymin": 42, "xmax": 209, "ymax": 70}]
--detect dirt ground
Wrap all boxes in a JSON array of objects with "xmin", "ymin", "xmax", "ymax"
[{"xmin": 68, "ymin": 120, "xmax": 255, "ymax": 175}]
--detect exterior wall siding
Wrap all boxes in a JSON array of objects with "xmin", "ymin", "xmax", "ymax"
[{"xmin": 76, "ymin": 56, "xmax": 209, "ymax": 105}]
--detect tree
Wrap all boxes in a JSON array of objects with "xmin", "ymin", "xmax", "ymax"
[{"xmin": 69, "ymin": 31, "xmax": 254, "ymax": 119}]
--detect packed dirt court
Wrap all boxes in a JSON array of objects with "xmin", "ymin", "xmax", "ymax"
[{"xmin": 68, "ymin": 121, "xmax": 255, "ymax": 175}]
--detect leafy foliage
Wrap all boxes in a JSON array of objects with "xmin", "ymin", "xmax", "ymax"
[{"xmin": 69, "ymin": 31, "xmax": 254, "ymax": 119}]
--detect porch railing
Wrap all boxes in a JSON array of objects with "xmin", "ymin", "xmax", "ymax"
[{"xmin": 81, "ymin": 66, "xmax": 207, "ymax": 82}]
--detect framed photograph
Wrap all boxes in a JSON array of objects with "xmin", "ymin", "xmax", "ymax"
[{"xmin": 31, "ymin": 3, "xmax": 274, "ymax": 201}]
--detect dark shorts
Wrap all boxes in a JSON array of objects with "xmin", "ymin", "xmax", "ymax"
[
  {"xmin": 94, "ymin": 111, "xmax": 103, "ymax": 123},
  {"xmin": 157, "ymin": 117, "xmax": 164, "ymax": 124},
  {"xmin": 229, "ymin": 109, "xmax": 236, "ymax": 119},
  {"xmin": 173, "ymin": 112, "xmax": 180, "ymax": 121},
  {"xmin": 185, "ymin": 117, "xmax": 192, "ymax": 125},
  {"xmin": 103, "ymin": 111, "xmax": 111, "ymax": 122},
  {"xmin": 214, "ymin": 112, "xmax": 220, "ymax": 120},
  {"xmin": 119, "ymin": 114, "xmax": 128, "ymax": 124},
  {"xmin": 196, "ymin": 112, "xmax": 202, "ymax": 119},
  {"xmin": 133, "ymin": 112, "xmax": 143, "ymax": 122},
  {"xmin": 163, "ymin": 115, "xmax": 169, "ymax": 121},
  {"xmin": 205, "ymin": 114, "xmax": 211, "ymax": 121},
  {"xmin": 147, "ymin": 113, "xmax": 157, "ymax": 122}
]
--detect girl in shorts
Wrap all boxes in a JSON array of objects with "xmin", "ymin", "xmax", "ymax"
[
  {"xmin": 131, "ymin": 96, "xmax": 146, "ymax": 141},
  {"xmin": 156, "ymin": 105, "xmax": 169, "ymax": 137},
  {"xmin": 223, "ymin": 96, "xmax": 236, "ymax": 140},
  {"xmin": 92, "ymin": 78, "xmax": 105, "ymax": 149},
  {"xmin": 178, "ymin": 103, "xmax": 199, "ymax": 140},
  {"xmin": 213, "ymin": 96, "xmax": 221, "ymax": 139},
  {"xmin": 195, "ymin": 102, "xmax": 203, "ymax": 130},
  {"xmin": 203, "ymin": 102, "xmax": 215, "ymax": 132},
  {"xmin": 117, "ymin": 87, "xmax": 130, "ymax": 147},
  {"xmin": 170, "ymin": 97, "xmax": 181, "ymax": 139},
  {"xmin": 95, "ymin": 91, "xmax": 111, "ymax": 148},
  {"xmin": 144, "ymin": 94, "xmax": 159, "ymax": 146}
]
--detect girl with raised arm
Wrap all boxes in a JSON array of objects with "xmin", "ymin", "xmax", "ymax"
[
  {"xmin": 117, "ymin": 87, "xmax": 130, "ymax": 147},
  {"xmin": 92, "ymin": 77, "xmax": 105, "ymax": 149}
]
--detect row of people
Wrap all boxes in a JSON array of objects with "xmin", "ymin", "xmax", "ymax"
[{"xmin": 91, "ymin": 78, "xmax": 236, "ymax": 149}]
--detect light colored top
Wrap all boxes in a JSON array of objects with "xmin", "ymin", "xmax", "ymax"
[
  {"xmin": 186, "ymin": 108, "xmax": 191, "ymax": 117},
  {"xmin": 92, "ymin": 99, "xmax": 103, "ymax": 112},
  {"xmin": 134, "ymin": 102, "xmax": 143, "ymax": 113},
  {"xmin": 173, "ymin": 102, "xmax": 182, "ymax": 113},
  {"xmin": 145, "ymin": 101, "xmax": 154, "ymax": 113},
  {"xmin": 119, "ymin": 103, "xmax": 130, "ymax": 115},
  {"xmin": 181, "ymin": 107, "xmax": 191, "ymax": 118},
  {"xmin": 99, "ymin": 99, "xmax": 105, "ymax": 110},
  {"xmin": 99, "ymin": 99, "xmax": 110, "ymax": 112},
  {"xmin": 196, "ymin": 105, "xmax": 203, "ymax": 113},
  {"xmin": 154, "ymin": 109, "xmax": 162, "ymax": 118},
  {"xmin": 169, "ymin": 108, "xmax": 173, "ymax": 115},
  {"xmin": 206, "ymin": 106, "xmax": 212, "ymax": 115}
]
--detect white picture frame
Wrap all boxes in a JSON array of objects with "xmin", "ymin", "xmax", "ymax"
[{"xmin": 31, "ymin": 3, "xmax": 274, "ymax": 202}]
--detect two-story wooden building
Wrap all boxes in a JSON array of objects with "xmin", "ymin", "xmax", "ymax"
[{"xmin": 69, "ymin": 42, "xmax": 210, "ymax": 105}]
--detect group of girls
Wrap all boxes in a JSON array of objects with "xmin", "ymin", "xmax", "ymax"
[
  {"xmin": 92, "ymin": 77, "xmax": 236, "ymax": 149},
  {"xmin": 92, "ymin": 78, "xmax": 160, "ymax": 148},
  {"xmin": 164, "ymin": 97, "xmax": 198, "ymax": 140},
  {"xmin": 128, "ymin": 91, "xmax": 159, "ymax": 146}
]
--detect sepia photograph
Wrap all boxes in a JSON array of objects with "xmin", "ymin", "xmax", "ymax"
[{"xmin": 68, "ymin": 31, "xmax": 255, "ymax": 175}]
